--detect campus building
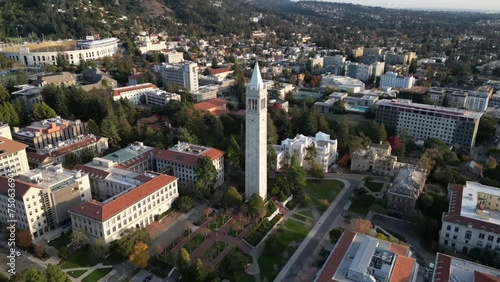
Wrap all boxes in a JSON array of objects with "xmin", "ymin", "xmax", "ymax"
[
  {"xmin": 274, "ymin": 132, "xmax": 338, "ymax": 172},
  {"xmin": 387, "ymin": 166, "xmax": 427, "ymax": 215},
  {"xmin": 162, "ymin": 61, "xmax": 199, "ymax": 92},
  {"xmin": 432, "ymin": 253, "xmax": 500, "ymax": 282},
  {"xmin": 375, "ymin": 99, "xmax": 482, "ymax": 152},
  {"xmin": 380, "ymin": 72, "xmax": 415, "ymax": 89},
  {"xmin": 439, "ymin": 182, "xmax": 500, "ymax": 254},
  {"xmin": 144, "ymin": 90, "xmax": 181, "ymax": 107},
  {"xmin": 112, "ymin": 83, "xmax": 159, "ymax": 105},
  {"xmin": 0, "ymin": 136, "xmax": 30, "ymax": 177},
  {"xmin": 315, "ymin": 230, "xmax": 419, "ymax": 282},
  {"xmin": 156, "ymin": 142, "xmax": 224, "ymax": 191},
  {"xmin": 350, "ymin": 143, "xmax": 398, "ymax": 176}
]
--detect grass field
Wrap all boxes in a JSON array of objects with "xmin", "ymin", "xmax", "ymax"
[
  {"xmin": 81, "ymin": 268, "xmax": 113, "ymax": 282},
  {"xmin": 298, "ymin": 209, "xmax": 314, "ymax": 219},
  {"xmin": 365, "ymin": 181, "xmax": 385, "ymax": 192},
  {"xmin": 184, "ymin": 235, "xmax": 207, "ymax": 252},
  {"xmin": 291, "ymin": 213, "xmax": 309, "ymax": 222},
  {"xmin": 306, "ymin": 179, "xmax": 344, "ymax": 201},
  {"xmin": 60, "ymin": 246, "xmax": 123, "ymax": 269},
  {"xmin": 67, "ymin": 270, "xmax": 87, "ymax": 278},
  {"xmin": 349, "ymin": 194, "xmax": 376, "ymax": 215}
]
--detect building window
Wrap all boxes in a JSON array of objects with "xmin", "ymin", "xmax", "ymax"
[
  {"xmin": 446, "ymin": 225, "xmax": 451, "ymax": 231},
  {"xmin": 479, "ymin": 233, "xmax": 485, "ymax": 239},
  {"xmin": 454, "ymin": 227, "xmax": 459, "ymax": 233},
  {"xmin": 465, "ymin": 231, "xmax": 472, "ymax": 240},
  {"xmin": 488, "ymin": 235, "xmax": 494, "ymax": 242}
]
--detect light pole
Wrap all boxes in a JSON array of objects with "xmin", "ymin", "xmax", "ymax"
[{"xmin": 15, "ymin": 25, "xmax": 22, "ymax": 44}]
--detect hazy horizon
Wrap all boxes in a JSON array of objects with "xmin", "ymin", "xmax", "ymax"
[{"xmin": 305, "ymin": 0, "xmax": 500, "ymax": 12}]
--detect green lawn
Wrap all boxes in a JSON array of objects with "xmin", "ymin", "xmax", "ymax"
[
  {"xmin": 204, "ymin": 241, "xmax": 229, "ymax": 261},
  {"xmin": 184, "ymin": 235, "xmax": 207, "ymax": 252},
  {"xmin": 298, "ymin": 209, "xmax": 314, "ymax": 219},
  {"xmin": 291, "ymin": 213, "xmax": 309, "ymax": 222},
  {"xmin": 48, "ymin": 232, "xmax": 71, "ymax": 250},
  {"xmin": 349, "ymin": 194, "xmax": 376, "ymax": 215},
  {"xmin": 365, "ymin": 181, "xmax": 385, "ymax": 192},
  {"xmin": 306, "ymin": 180, "xmax": 344, "ymax": 201},
  {"xmin": 67, "ymin": 270, "xmax": 87, "ymax": 278},
  {"xmin": 60, "ymin": 246, "xmax": 123, "ymax": 269},
  {"xmin": 81, "ymin": 267, "xmax": 113, "ymax": 282},
  {"xmin": 237, "ymin": 275, "xmax": 255, "ymax": 282},
  {"xmin": 280, "ymin": 219, "xmax": 310, "ymax": 244},
  {"xmin": 208, "ymin": 215, "xmax": 231, "ymax": 230},
  {"xmin": 258, "ymin": 255, "xmax": 284, "ymax": 281}
]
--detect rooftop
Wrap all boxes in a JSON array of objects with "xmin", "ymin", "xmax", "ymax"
[
  {"xmin": 18, "ymin": 164, "xmax": 82, "ymax": 191},
  {"xmin": 13, "ymin": 116, "xmax": 82, "ymax": 138},
  {"xmin": 0, "ymin": 176, "xmax": 41, "ymax": 200},
  {"xmin": 433, "ymin": 253, "xmax": 500, "ymax": 282},
  {"xmin": 375, "ymin": 99, "xmax": 483, "ymax": 119},
  {"xmin": 156, "ymin": 142, "xmax": 224, "ymax": 166},
  {"xmin": 460, "ymin": 182, "xmax": 500, "ymax": 226},
  {"xmin": 102, "ymin": 142, "xmax": 155, "ymax": 164},
  {"xmin": 0, "ymin": 136, "xmax": 28, "ymax": 156},
  {"xmin": 37, "ymin": 134, "xmax": 105, "ymax": 157},
  {"xmin": 112, "ymin": 83, "xmax": 158, "ymax": 97},
  {"xmin": 194, "ymin": 98, "xmax": 228, "ymax": 111}
]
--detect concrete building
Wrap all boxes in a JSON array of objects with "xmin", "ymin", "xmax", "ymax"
[
  {"xmin": 432, "ymin": 253, "xmax": 500, "ymax": 282},
  {"xmin": 465, "ymin": 91, "xmax": 490, "ymax": 112},
  {"xmin": 380, "ymin": 72, "xmax": 415, "ymax": 89},
  {"xmin": 0, "ymin": 136, "xmax": 30, "ymax": 177},
  {"xmin": 10, "ymin": 85, "xmax": 43, "ymax": 113},
  {"xmin": 315, "ymin": 230, "xmax": 419, "ymax": 282},
  {"xmin": 79, "ymin": 68, "xmax": 118, "ymax": 92},
  {"xmin": 27, "ymin": 135, "xmax": 108, "ymax": 169},
  {"xmin": 347, "ymin": 63, "xmax": 373, "ymax": 83},
  {"xmin": 439, "ymin": 182, "xmax": 500, "ymax": 254},
  {"xmin": 375, "ymin": 99, "xmax": 482, "ymax": 151},
  {"xmin": 371, "ymin": 62, "xmax": 386, "ymax": 79},
  {"xmin": 136, "ymin": 36, "xmax": 167, "ymax": 54},
  {"xmin": 145, "ymin": 90, "xmax": 181, "ymax": 107},
  {"xmin": 0, "ymin": 123, "xmax": 12, "ymax": 139},
  {"xmin": 350, "ymin": 143, "xmax": 398, "ymax": 176},
  {"xmin": 324, "ymin": 55, "xmax": 346, "ymax": 67},
  {"xmin": 164, "ymin": 51, "xmax": 184, "ymax": 64},
  {"xmin": 162, "ymin": 61, "xmax": 199, "ymax": 92},
  {"xmin": 194, "ymin": 98, "xmax": 228, "ymax": 116},
  {"xmin": 268, "ymin": 99, "xmax": 289, "ymax": 113},
  {"xmin": 428, "ymin": 88, "xmax": 489, "ymax": 112},
  {"xmin": 245, "ymin": 63, "xmax": 267, "ymax": 200},
  {"xmin": 112, "ymin": 83, "xmax": 159, "ymax": 105},
  {"xmin": 314, "ymin": 92, "xmax": 348, "ymax": 114},
  {"xmin": 69, "ymin": 172, "xmax": 178, "ymax": 242},
  {"xmin": 32, "ymin": 72, "xmax": 76, "ymax": 87},
  {"xmin": 0, "ymin": 37, "xmax": 119, "ymax": 66},
  {"xmin": 274, "ymin": 132, "xmax": 337, "ymax": 172},
  {"xmin": 427, "ymin": 88, "xmax": 447, "ymax": 106},
  {"xmin": 387, "ymin": 166, "xmax": 427, "ymax": 215},
  {"xmin": 156, "ymin": 142, "xmax": 224, "ymax": 191},
  {"xmin": 321, "ymin": 75, "xmax": 365, "ymax": 93},
  {"xmin": 0, "ymin": 165, "xmax": 91, "ymax": 239},
  {"xmin": 12, "ymin": 117, "xmax": 88, "ymax": 152}
]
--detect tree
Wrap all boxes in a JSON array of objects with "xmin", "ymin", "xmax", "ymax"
[
  {"xmin": 70, "ymin": 230, "xmax": 87, "ymax": 249},
  {"xmin": 309, "ymin": 162, "xmax": 325, "ymax": 179},
  {"xmin": 22, "ymin": 269, "xmax": 47, "ymax": 282},
  {"xmin": 247, "ymin": 193, "xmax": 266, "ymax": 218},
  {"xmin": 222, "ymin": 186, "xmax": 243, "ymax": 208},
  {"xmin": 287, "ymin": 155, "xmax": 307, "ymax": 195},
  {"xmin": 329, "ymin": 227, "xmax": 345, "ymax": 244},
  {"xmin": 87, "ymin": 119, "xmax": 100, "ymax": 135},
  {"xmin": 176, "ymin": 196, "xmax": 194, "ymax": 212},
  {"xmin": 34, "ymin": 245, "xmax": 45, "ymax": 258},
  {"xmin": 100, "ymin": 117, "xmax": 121, "ymax": 148},
  {"xmin": 348, "ymin": 218, "xmax": 372, "ymax": 235},
  {"xmin": 420, "ymin": 194, "xmax": 435, "ymax": 212},
  {"xmin": 62, "ymin": 152, "xmax": 79, "ymax": 169},
  {"xmin": 476, "ymin": 115, "xmax": 497, "ymax": 144},
  {"xmin": 486, "ymin": 157, "xmax": 497, "ymax": 169},
  {"xmin": 178, "ymin": 247, "xmax": 191, "ymax": 269},
  {"xmin": 193, "ymin": 259, "xmax": 207, "ymax": 281},
  {"xmin": 0, "ymin": 84, "xmax": 9, "ymax": 103},
  {"xmin": 33, "ymin": 102, "xmax": 57, "ymax": 120},
  {"xmin": 16, "ymin": 229, "xmax": 32, "ymax": 248},
  {"xmin": 195, "ymin": 156, "xmax": 217, "ymax": 194},
  {"xmin": 90, "ymin": 239, "xmax": 109, "ymax": 259},
  {"xmin": 129, "ymin": 241, "xmax": 149, "ymax": 269},
  {"xmin": 409, "ymin": 58, "xmax": 417, "ymax": 74},
  {"xmin": 211, "ymin": 57, "xmax": 218, "ymax": 68},
  {"xmin": 226, "ymin": 135, "xmax": 241, "ymax": 172},
  {"xmin": 45, "ymin": 264, "xmax": 71, "ymax": 282}
]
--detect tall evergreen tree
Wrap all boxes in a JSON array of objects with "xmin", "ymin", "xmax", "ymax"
[{"xmin": 100, "ymin": 117, "xmax": 121, "ymax": 148}]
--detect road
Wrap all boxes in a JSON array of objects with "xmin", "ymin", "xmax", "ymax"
[
  {"xmin": 0, "ymin": 241, "xmax": 44, "ymax": 276},
  {"xmin": 276, "ymin": 176, "xmax": 360, "ymax": 282}
]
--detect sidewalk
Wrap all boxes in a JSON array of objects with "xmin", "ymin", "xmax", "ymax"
[
  {"xmin": 273, "ymin": 178, "xmax": 352, "ymax": 282},
  {"xmin": 63, "ymin": 263, "xmax": 114, "ymax": 282}
]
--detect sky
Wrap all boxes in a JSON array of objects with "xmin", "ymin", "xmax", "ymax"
[{"xmin": 316, "ymin": 0, "xmax": 500, "ymax": 12}]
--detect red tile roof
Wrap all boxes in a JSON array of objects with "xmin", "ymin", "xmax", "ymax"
[
  {"xmin": 194, "ymin": 98, "xmax": 227, "ymax": 111},
  {"xmin": 112, "ymin": 83, "xmax": 158, "ymax": 97},
  {"xmin": 390, "ymin": 256, "xmax": 416, "ymax": 282},
  {"xmin": 209, "ymin": 67, "xmax": 232, "ymax": 75},
  {"xmin": 0, "ymin": 136, "xmax": 28, "ymax": 155},
  {"xmin": 443, "ymin": 184, "xmax": 500, "ymax": 234},
  {"xmin": 70, "ymin": 173, "xmax": 177, "ymax": 221},
  {"xmin": 433, "ymin": 253, "xmax": 452, "ymax": 282},
  {"xmin": 390, "ymin": 243, "xmax": 410, "ymax": 256},
  {"xmin": 316, "ymin": 230, "xmax": 356, "ymax": 282},
  {"xmin": 128, "ymin": 73, "xmax": 142, "ymax": 80},
  {"xmin": 114, "ymin": 148, "xmax": 164, "ymax": 170},
  {"xmin": 26, "ymin": 151, "xmax": 53, "ymax": 164},
  {"xmin": 476, "ymin": 272, "xmax": 500, "ymax": 282},
  {"xmin": 48, "ymin": 136, "xmax": 104, "ymax": 157},
  {"xmin": 0, "ymin": 177, "xmax": 41, "ymax": 200},
  {"xmin": 230, "ymin": 109, "xmax": 246, "ymax": 116},
  {"xmin": 212, "ymin": 109, "xmax": 228, "ymax": 117},
  {"xmin": 75, "ymin": 164, "xmax": 110, "ymax": 180},
  {"xmin": 156, "ymin": 146, "xmax": 224, "ymax": 166}
]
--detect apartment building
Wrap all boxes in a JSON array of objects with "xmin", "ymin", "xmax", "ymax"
[
  {"xmin": 156, "ymin": 142, "xmax": 224, "ymax": 190},
  {"xmin": 315, "ymin": 230, "xmax": 419, "ymax": 282},
  {"xmin": 427, "ymin": 87, "xmax": 489, "ymax": 112},
  {"xmin": 371, "ymin": 61, "xmax": 386, "ymax": 79},
  {"xmin": 69, "ymin": 172, "xmax": 178, "ymax": 242},
  {"xmin": 12, "ymin": 117, "xmax": 88, "ymax": 152},
  {"xmin": 346, "ymin": 62, "xmax": 373, "ymax": 82},
  {"xmin": 432, "ymin": 253, "xmax": 500, "ymax": 282},
  {"xmin": 0, "ymin": 136, "xmax": 30, "ymax": 177},
  {"xmin": 439, "ymin": 182, "xmax": 500, "ymax": 254},
  {"xmin": 164, "ymin": 51, "xmax": 184, "ymax": 64},
  {"xmin": 350, "ymin": 142, "xmax": 399, "ymax": 176},
  {"xmin": 323, "ymin": 55, "xmax": 346, "ymax": 68},
  {"xmin": 375, "ymin": 99, "xmax": 482, "ymax": 152},
  {"xmin": 27, "ymin": 135, "xmax": 108, "ymax": 168},
  {"xmin": 465, "ymin": 91, "xmax": 490, "ymax": 112},
  {"xmin": 387, "ymin": 166, "xmax": 427, "ymax": 215},
  {"xmin": 162, "ymin": 61, "xmax": 199, "ymax": 92},
  {"xmin": 274, "ymin": 132, "xmax": 338, "ymax": 172},
  {"xmin": 144, "ymin": 90, "xmax": 181, "ymax": 106},
  {"xmin": 380, "ymin": 72, "xmax": 415, "ymax": 89},
  {"xmin": 0, "ymin": 165, "xmax": 91, "ymax": 239},
  {"xmin": 112, "ymin": 83, "xmax": 159, "ymax": 105}
]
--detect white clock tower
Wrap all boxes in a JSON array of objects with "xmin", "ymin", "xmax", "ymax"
[{"xmin": 245, "ymin": 63, "xmax": 267, "ymax": 200}]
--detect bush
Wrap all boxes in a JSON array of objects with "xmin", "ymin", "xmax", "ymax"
[
  {"xmin": 329, "ymin": 227, "xmax": 344, "ymax": 244},
  {"xmin": 244, "ymin": 215, "xmax": 282, "ymax": 247}
]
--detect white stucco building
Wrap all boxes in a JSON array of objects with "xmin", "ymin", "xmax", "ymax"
[
  {"xmin": 320, "ymin": 75, "xmax": 365, "ymax": 93},
  {"xmin": 69, "ymin": 172, "xmax": 178, "ymax": 242},
  {"xmin": 274, "ymin": 132, "xmax": 337, "ymax": 172},
  {"xmin": 145, "ymin": 90, "xmax": 181, "ymax": 106},
  {"xmin": 245, "ymin": 64, "xmax": 268, "ymax": 200},
  {"xmin": 380, "ymin": 72, "xmax": 415, "ymax": 89},
  {"xmin": 112, "ymin": 83, "xmax": 159, "ymax": 105},
  {"xmin": 0, "ymin": 136, "xmax": 30, "ymax": 177},
  {"xmin": 0, "ymin": 37, "xmax": 119, "ymax": 66},
  {"xmin": 162, "ymin": 61, "xmax": 199, "ymax": 92},
  {"xmin": 439, "ymin": 182, "xmax": 500, "ymax": 254}
]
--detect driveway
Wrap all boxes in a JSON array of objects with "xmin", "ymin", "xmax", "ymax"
[
  {"xmin": 131, "ymin": 270, "xmax": 163, "ymax": 282},
  {"xmin": 372, "ymin": 214, "xmax": 436, "ymax": 266}
]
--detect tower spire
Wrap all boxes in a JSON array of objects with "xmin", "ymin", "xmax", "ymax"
[{"xmin": 248, "ymin": 61, "xmax": 263, "ymax": 91}]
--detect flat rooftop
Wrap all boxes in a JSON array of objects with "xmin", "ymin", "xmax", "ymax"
[
  {"xmin": 102, "ymin": 142, "xmax": 154, "ymax": 164},
  {"xmin": 18, "ymin": 165, "xmax": 78, "ymax": 191},
  {"xmin": 460, "ymin": 182, "xmax": 500, "ymax": 225},
  {"xmin": 375, "ymin": 99, "xmax": 483, "ymax": 119},
  {"xmin": 434, "ymin": 253, "xmax": 500, "ymax": 282},
  {"xmin": 1, "ymin": 40, "xmax": 77, "ymax": 53}
]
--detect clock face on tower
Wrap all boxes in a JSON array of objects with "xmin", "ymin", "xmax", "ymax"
[{"xmin": 250, "ymin": 117, "xmax": 256, "ymax": 123}]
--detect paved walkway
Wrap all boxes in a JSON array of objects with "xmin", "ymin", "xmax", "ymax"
[{"xmin": 63, "ymin": 263, "xmax": 114, "ymax": 282}]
